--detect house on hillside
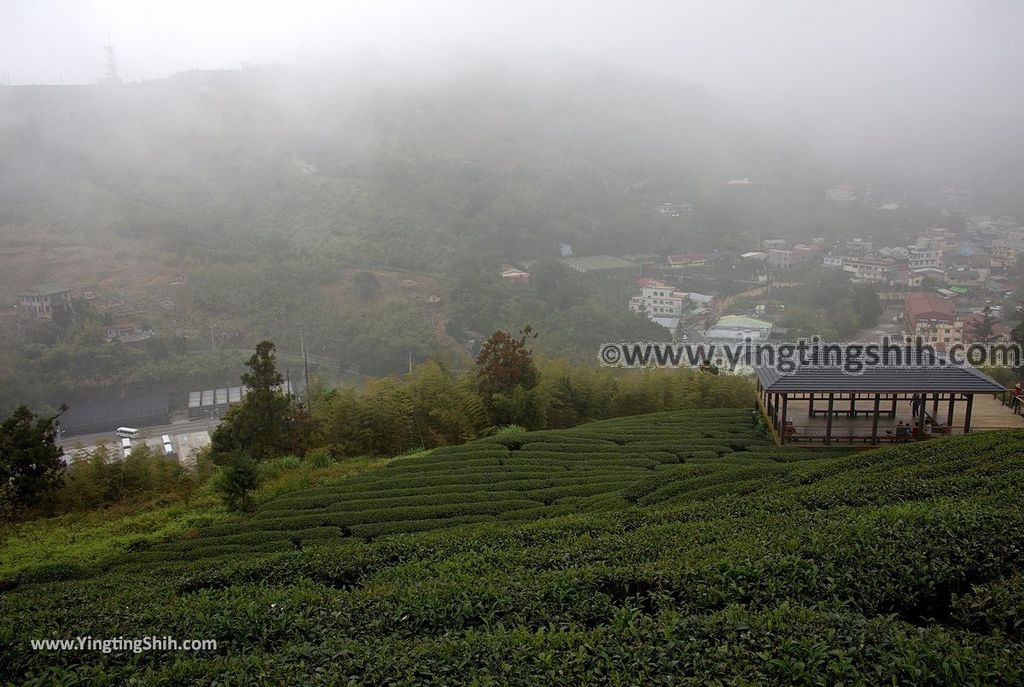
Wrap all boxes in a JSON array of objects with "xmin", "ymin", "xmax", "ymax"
[
  {"xmin": 656, "ymin": 202, "xmax": 693, "ymax": 216},
  {"xmin": 629, "ymin": 286, "xmax": 688, "ymax": 317},
  {"xmin": 704, "ymin": 315, "xmax": 773, "ymax": 344},
  {"xmin": 500, "ymin": 266, "xmax": 530, "ymax": 283},
  {"xmin": 559, "ymin": 256, "xmax": 638, "ymax": 278},
  {"xmin": 17, "ymin": 283, "xmax": 72, "ymax": 318},
  {"xmin": 825, "ymin": 185, "xmax": 857, "ymax": 202},
  {"xmin": 667, "ymin": 253, "xmax": 707, "ymax": 268},
  {"xmin": 105, "ymin": 321, "xmax": 153, "ymax": 343}
]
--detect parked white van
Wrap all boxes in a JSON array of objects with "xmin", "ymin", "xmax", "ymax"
[
  {"xmin": 120, "ymin": 437, "xmax": 132, "ymax": 456},
  {"xmin": 116, "ymin": 427, "xmax": 140, "ymax": 439}
]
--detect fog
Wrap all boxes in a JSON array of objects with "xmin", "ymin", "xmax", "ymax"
[{"xmin": 4, "ymin": 1, "xmax": 1024, "ymax": 173}]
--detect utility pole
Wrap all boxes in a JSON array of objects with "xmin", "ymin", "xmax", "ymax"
[
  {"xmin": 300, "ymin": 328, "xmax": 311, "ymax": 408},
  {"xmin": 300, "ymin": 329, "xmax": 310, "ymax": 394}
]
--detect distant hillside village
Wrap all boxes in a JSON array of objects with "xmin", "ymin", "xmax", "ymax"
[{"xmin": 498, "ymin": 208, "xmax": 1022, "ymax": 351}]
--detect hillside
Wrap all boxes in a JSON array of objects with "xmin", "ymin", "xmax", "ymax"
[
  {"xmin": 3, "ymin": 410, "xmax": 1024, "ymax": 684},
  {"xmin": 0, "ymin": 59, "xmax": 801, "ymax": 410}
]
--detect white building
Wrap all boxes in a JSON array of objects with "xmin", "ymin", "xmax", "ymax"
[
  {"xmin": 17, "ymin": 283, "xmax": 72, "ymax": 318},
  {"xmin": 991, "ymin": 238, "xmax": 1024, "ymax": 266},
  {"xmin": 629, "ymin": 285, "xmax": 688, "ymax": 317},
  {"xmin": 908, "ymin": 237, "xmax": 940, "ymax": 271},
  {"xmin": 704, "ymin": 315, "xmax": 774, "ymax": 344},
  {"xmin": 842, "ymin": 257, "xmax": 899, "ymax": 283},
  {"xmin": 767, "ymin": 244, "xmax": 822, "ymax": 270}
]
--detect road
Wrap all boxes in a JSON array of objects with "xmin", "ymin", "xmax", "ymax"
[
  {"xmin": 60, "ymin": 417, "xmax": 220, "ymax": 465},
  {"xmin": 60, "ymin": 417, "xmax": 218, "ymax": 448},
  {"xmin": 852, "ymin": 311, "xmax": 905, "ymax": 342}
]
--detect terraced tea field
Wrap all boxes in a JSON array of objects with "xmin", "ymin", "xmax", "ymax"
[
  {"xmin": 119, "ymin": 409, "xmax": 853, "ymax": 565},
  {"xmin": 5, "ymin": 410, "xmax": 1024, "ymax": 685}
]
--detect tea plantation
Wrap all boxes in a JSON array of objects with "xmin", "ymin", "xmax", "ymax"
[{"xmin": 4, "ymin": 409, "xmax": 1024, "ymax": 685}]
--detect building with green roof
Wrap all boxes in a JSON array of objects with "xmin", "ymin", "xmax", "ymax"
[{"xmin": 17, "ymin": 283, "xmax": 72, "ymax": 318}]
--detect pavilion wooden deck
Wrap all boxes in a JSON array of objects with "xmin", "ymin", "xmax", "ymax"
[
  {"xmin": 771, "ymin": 393, "xmax": 1024, "ymax": 445},
  {"xmin": 754, "ymin": 362, "xmax": 1019, "ymax": 446}
]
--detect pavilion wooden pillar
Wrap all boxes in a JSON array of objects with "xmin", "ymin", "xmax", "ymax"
[
  {"xmin": 808, "ymin": 393, "xmax": 814, "ymax": 416},
  {"xmin": 917, "ymin": 392, "xmax": 928, "ymax": 440},
  {"xmin": 779, "ymin": 394, "xmax": 789, "ymax": 444},
  {"xmin": 964, "ymin": 394, "xmax": 974, "ymax": 433},
  {"xmin": 871, "ymin": 393, "xmax": 881, "ymax": 444},
  {"xmin": 890, "ymin": 394, "xmax": 898, "ymax": 418},
  {"xmin": 946, "ymin": 393, "xmax": 956, "ymax": 428},
  {"xmin": 825, "ymin": 393, "xmax": 834, "ymax": 446},
  {"xmin": 850, "ymin": 393, "xmax": 857, "ymax": 417},
  {"xmin": 932, "ymin": 394, "xmax": 940, "ymax": 418}
]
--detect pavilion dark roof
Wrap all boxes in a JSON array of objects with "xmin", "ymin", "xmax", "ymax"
[{"xmin": 754, "ymin": 363, "xmax": 1005, "ymax": 394}]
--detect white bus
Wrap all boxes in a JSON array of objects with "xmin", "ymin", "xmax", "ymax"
[{"xmin": 116, "ymin": 427, "xmax": 140, "ymax": 439}]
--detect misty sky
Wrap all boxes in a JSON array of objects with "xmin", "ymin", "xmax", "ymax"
[{"xmin": 4, "ymin": 0, "xmax": 1024, "ymax": 167}]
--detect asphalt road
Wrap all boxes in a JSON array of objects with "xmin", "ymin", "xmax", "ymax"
[{"xmin": 59, "ymin": 417, "xmax": 220, "ymax": 451}]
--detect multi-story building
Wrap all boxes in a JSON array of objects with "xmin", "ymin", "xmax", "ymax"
[
  {"xmin": 768, "ymin": 244, "xmax": 821, "ymax": 270},
  {"xmin": 908, "ymin": 237, "xmax": 941, "ymax": 271},
  {"xmin": 842, "ymin": 257, "xmax": 899, "ymax": 283},
  {"xmin": 845, "ymin": 237, "xmax": 873, "ymax": 255},
  {"xmin": 17, "ymin": 283, "xmax": 72, "ymax": 318},
  {"xmin": 991, "ymin": 238, "xmax": 1024, "ymax": 266},
  {"xmin": 629, "ymin": 285, "xmax": 687, "ymax": 317},
  {"xmin": 904, "ymin": 292, "xmax": 956, "ymax": 345}
]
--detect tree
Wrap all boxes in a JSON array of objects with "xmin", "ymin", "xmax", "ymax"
[
  {"xmin": 210, "ymin": 341, "xmax": 293, "ymax": 460},
  {"xmin": 851, "ymin": 283, "xmax": 882, "ymax": 329},
  {"xmin": 213, "ymin": 451, "xmax": 260, "ymax": 512},
  {"xmin": 476, "ymin": 326, "xmax": 539, "ymax": 395},
  {"xmin": 353, "ymin": 271, "xmax": 382, "ymax": 301},
  {"xmin": 476, "ymin": 327, "xmax": 540, "ymax": 426},
  {"xmin": 967, "ymin": 305, "xmax": 1001, "ymax": 344},
  {"xmin": 0, "ymin": 405, "xmax": 67, "ymax": 517}
]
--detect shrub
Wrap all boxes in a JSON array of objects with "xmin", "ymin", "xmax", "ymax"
[{"xmin": 213, "ymin": 452, "xmax": 261, "ymax": 512}]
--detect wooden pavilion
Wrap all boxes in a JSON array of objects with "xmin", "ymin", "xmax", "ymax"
[{"xmin": 754, "ymin": 362, "xmax": 1013, "ymax": 445}]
